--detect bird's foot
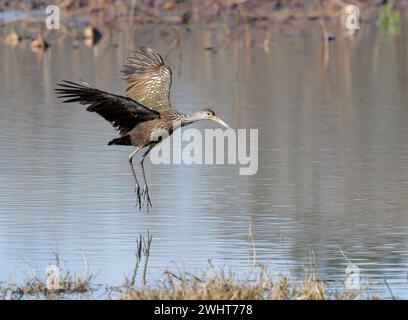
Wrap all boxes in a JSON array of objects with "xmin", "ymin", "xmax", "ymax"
[
  {"xmin": 134, "ymin": 184, "xmax": 142, "ymax": 210},
  {"xmin": 141, "ymin": 185, "xmax": 152, "ymax": 209}
]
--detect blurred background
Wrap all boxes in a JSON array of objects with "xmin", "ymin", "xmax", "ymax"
[{"xmin": 0, "ymin": 0, "xmax": 408, "ymax": 298}]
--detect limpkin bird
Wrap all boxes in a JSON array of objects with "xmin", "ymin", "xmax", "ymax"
[{"xmin": 55, "ymin": 47, "xmax": 229, "ymax": 209}]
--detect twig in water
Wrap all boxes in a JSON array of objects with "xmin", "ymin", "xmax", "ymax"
[
  {"xmin": 248, "ymin": 221, "xmax": 257, "ymax": 267},
  {"xmin": 384, "ymin": 278, "xmax": 397, "ymax": 300},
  {"xmin": 80, "ymin": 250, "xmax": 89, "ymax": 278},
  {"xmin": 338, "ymin": 246, "xmax": 352, "ymax": 265},
  {"xmin": 53, "ymin": 252, "xmax": 60, "ymax": 269},
  {"xmin": 318, "ymin": 0, "xmax": 330, "ymax": 69}
]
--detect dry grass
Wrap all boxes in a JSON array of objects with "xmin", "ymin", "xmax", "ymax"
[
  {"xmin": 121, "ymin": 258, "xmax": 363, "ymax": 300},
  {"xmin": 0, "ymin": 260, "xmax": 373, "ymax": 300},
  {"xmin": 0, "ymin": 252, "xmax": 94, "ymax": 300},
  {"xmin": 0, "ymin": 234, "xmax": 376, "ymax": 300},
  {"xmin": 120, "ymin": 233, "xmax": 367, "ymax": 300}
]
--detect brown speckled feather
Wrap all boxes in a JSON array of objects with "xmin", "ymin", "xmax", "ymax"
[{"xmin": 121, "ymin": 47, "xmax": 173, "ymax": 114}]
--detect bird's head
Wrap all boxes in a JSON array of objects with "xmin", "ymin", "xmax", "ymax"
[{"xmin": 196, "ymin": 108, "xmax": 229, "ymax": 128}]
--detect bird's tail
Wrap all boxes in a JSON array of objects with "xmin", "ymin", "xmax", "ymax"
[{"xmin": 108, "ymin": 135, "xmax": 131, "ymax": 146}]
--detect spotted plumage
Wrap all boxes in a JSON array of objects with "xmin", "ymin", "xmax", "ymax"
[{"xmin": 55, "ymin": 47, "xmax": 228, "ymax": 210}]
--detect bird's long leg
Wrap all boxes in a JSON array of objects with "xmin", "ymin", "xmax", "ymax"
[
  {"xmin": 139, "ymin": 145, "xmax": 154, "ymax": 209},
  {"xmin": 128, "ymin": 147, "xmax": 142, "ymax": 209}
]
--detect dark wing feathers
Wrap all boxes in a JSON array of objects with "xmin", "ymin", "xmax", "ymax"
[
  {"xmin": 55, "ymin": 80, "xmax": 159, "ymax": 135},
  {"xmin": 121, "ymin": 47, "xmax": 173, "ymax": 114}
]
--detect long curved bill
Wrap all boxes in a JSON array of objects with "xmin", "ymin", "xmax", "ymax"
[{"xmin": 210, "ymin": 115, "xmax": 229, "ymax": 128}]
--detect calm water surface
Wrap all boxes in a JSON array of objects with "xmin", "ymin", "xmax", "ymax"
[{"xmin": 1, "ymin": 30, "xmax": 408, "ymax": 298}]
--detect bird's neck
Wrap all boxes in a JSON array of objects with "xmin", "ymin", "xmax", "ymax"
[{"xmin": 177, "ymin": 112, "xmax": 202, "ymax": 127}]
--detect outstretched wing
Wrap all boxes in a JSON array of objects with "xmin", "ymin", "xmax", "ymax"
[
  {"xmin": 55, "ymin": 80, "xmax": 160, "ymax": 135},
  {"xmin": 121, "ymin": 47, "xmax": 173, "ymax": 114}
]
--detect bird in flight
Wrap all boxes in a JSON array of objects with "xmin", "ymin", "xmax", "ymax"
[{"xmin": 55, "ymin": 47, "xmax": 229, "ymax": 209}]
